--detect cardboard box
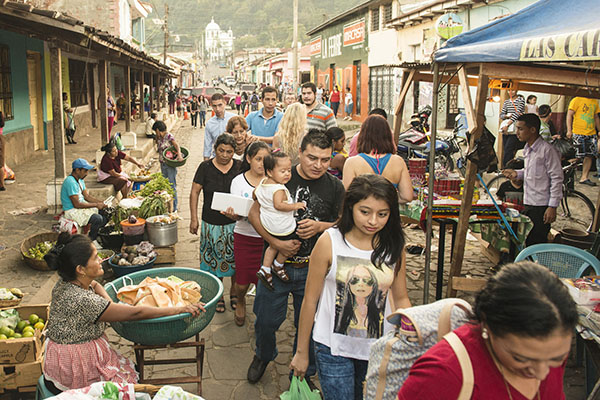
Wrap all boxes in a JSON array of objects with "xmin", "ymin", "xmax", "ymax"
[
  {"xmin": 562, "ymin": 279, "xmax": 600, "ymax": 306},
  {"xmin": 0, "ymin": 352, "xmax": 43, "ymax": 392},
  {"xmin": 0, "ymin": 304, "xmax": 49, "ymax": 364}
]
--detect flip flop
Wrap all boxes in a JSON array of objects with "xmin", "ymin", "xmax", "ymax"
[
  {"xmin": 230, "ymin": 295, "xmax": 238, "ymax": 310},
  {"xmin": 216, "ymin": 298, "xmax": 226, "ymax": 313}
]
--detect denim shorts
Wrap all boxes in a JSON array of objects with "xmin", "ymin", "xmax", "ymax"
[
  {"xmin": 314, "ymin": 341, "xmax": 368, "ymax": 400},
  {"xmin": 573, "ymin": 134, "xmax": 597, "ymax": 158}
]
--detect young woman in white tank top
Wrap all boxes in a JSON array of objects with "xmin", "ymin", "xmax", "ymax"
[{"xmin": 290, "ymin": 174, "xmax": 411, "ymax": 399}]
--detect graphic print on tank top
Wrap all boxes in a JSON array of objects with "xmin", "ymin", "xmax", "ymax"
[{"xmin": 333, "ymin": 255, "xmax": 394, "ymax": 339}]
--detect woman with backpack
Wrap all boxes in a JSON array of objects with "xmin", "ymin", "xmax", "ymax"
[
  {"xmin": 290, "ymin": 174, "xmax": 410, "ymax": 399},
  {"xmin": 398, "ymin": 261, "xmax": 577, "ymax": 400}
]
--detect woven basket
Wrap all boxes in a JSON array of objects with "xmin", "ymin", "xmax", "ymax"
[
  {"xmin": 20, "ymin": 232, "xmax": 59, "ymax": 271},
  {"xmin": 104, "ymin": 267, "xmax": 223, "ymax": 345},
  {"xmin": 0, "ymin": 298, "xmax": 22, "ymax": 307}
]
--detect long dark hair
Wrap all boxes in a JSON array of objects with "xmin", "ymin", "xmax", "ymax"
[
  {"xmin": 357, "ymin": 115, "xmax": 395, "ymax": 154},
  {"xmin": 334, "ymin": 265, "xmax": 381, "ymax": 338},
  {"xmin": 240, "ymin": 141, "xmax": 269, "ymax": 173},
  {"xmin": 44, "ymin": 232, "xmax": 94, "ymax": 281},
  {"xmin": 337, "ymin": 175, "xmax": 405, "ymax": 270},
  {"xmin": 474, "ymin": 261, "xmax": 577, "ymax": 338}
]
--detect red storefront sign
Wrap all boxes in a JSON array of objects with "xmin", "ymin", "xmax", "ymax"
[
  {"xmin": 310, "ymin": 36, "xmax": 322, "ymax": 56},
  {"xmin": 343, "ymin": 19, "xmax": 365, "ymax": 47}
]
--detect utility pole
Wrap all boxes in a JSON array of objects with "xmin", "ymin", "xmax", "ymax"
[
  {"xmin": 163, "ymin": 4, "xmax": 169, "ymax": 65},
  {"xmin": 292, "ymin": 0, "xmax": 298, "ymax": 91}
]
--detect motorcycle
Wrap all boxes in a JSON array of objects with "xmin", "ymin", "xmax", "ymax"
[{"xmin": 397, "ymin": 106, "xmax": 459, "ymax": 172}]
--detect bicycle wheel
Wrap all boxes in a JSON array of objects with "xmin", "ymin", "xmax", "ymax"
[
  {"xmin": 484, "ymin": 174, "xmax": 508, "ymax": 195},
  {"xmin": 555, "ymin": 190, "xmax": 596, "ymax": 232}
]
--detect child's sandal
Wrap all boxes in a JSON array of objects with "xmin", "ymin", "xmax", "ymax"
[{"xmin": 272, "ymin": 265, "xmax": 290, "ymax": 282}]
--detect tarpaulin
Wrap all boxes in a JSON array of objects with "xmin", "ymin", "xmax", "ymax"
[{"xmin": 434, "ymin": 0, "xmax": 600, "ymax": 63}]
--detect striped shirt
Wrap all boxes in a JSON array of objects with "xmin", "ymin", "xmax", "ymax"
[
  {"xmin": 307, "ymin": 103, "xmax": 337, "ymax": 132},
  {"xmin": 500, "ymin": 96, "xmax": 526, "ymax": 122}
]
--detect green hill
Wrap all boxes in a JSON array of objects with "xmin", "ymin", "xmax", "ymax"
[{"xmin": 145, "ymin": 0, "xmax": 365, "ymax": 53}]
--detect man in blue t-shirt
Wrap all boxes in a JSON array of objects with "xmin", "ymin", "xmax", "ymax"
[
  {"xmin": 60, "ymin": 158, "xmax": 108, "ymax": 240},
  {"xmin": 245, "ymin": 86, "xmax": 283, "ymax": 145}
]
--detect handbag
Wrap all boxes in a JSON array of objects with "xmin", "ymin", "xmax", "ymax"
[{"xmin": 280, "ymin": 376, "xmax": 321, "ymax": 400}]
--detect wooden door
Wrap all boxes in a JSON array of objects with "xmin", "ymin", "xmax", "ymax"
[{"xmin": 27, "ymin": 53, "xmax": 44, "ymax": 150}]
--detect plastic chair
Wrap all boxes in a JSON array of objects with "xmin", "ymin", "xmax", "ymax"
[
  {"xmin": 514, "ymin": 243, "xmax": 600, "ymax": 278},
  {"xmin": 36, "ymin": 376, "xmax": 55, "ymax": 400}
]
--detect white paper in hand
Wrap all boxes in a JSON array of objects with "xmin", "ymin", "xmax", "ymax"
[{"xmin": 211, "ymin": 192, "xmax": 254, "ymax": 217}]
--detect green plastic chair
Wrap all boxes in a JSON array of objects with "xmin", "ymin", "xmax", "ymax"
[
  {"xmin": 36, "ymin": 376, "xmax": 55, "ymax": 400},
  {"xmin": 514, "ymin": 243, "xmax": 600, "ymax": 278}
]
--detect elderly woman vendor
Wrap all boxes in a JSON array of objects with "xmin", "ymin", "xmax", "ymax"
[
  {"xmin": 98, "ymin": 142, "xmax": 144, "ymax": 197},
  {"xmin": 42, "ymin": 232, "xmax": 204, "ymax": 394}
]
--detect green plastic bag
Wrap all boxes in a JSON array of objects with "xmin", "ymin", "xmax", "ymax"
[{"xmin": 280, "ymin": 376, "xmax": 321, "ymax": 400}]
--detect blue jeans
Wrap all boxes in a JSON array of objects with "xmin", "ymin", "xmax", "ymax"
[
  {"xmin": 314, "ymin": 342, "xmax": 368, "ymax": 400},
  {"xmin": 88, "ymin": 213, "xmax": 108, "ymax": 240},
  {"xmin": 253, "ymin": 264, "xmax": 316, "ymax": 377},
  {"xmin": 160, "ymin": 163, "xmax": 178, "ymax": 211},
  {"xmin": 199, "ymin": 111, "xmax": 206, "ymax": 127}
]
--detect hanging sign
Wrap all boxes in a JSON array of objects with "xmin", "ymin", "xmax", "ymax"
[
  {"xmin": 343, "ymin": 19, "xmax": 365, "ymax": 47},
  {"xmin": 435, "ymin": 13, "xmax": 464, "ymax": 40}
]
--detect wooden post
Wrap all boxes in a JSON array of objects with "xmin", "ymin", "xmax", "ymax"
[
  {"xmin": 49, "ymin": 46, "xmax": 66, "ymax": 179},
  {"xmin": 149, "ymin": 73, "xmax": 155, "ymax": 115},
  {"xmin": 393, "ymin": 69, "xmax": 416, "ymax": 144},
  {"xmin": 161, "ymin": 75, "xmax": 167, "ymax": 109},
  {"xmin": 139, "ymin": 69, "xmax": 146, "ymax": 122},
  {"xmin": 446, "ymin": 66, "xmax": 489, "ymax": 298},
  {"xmin": 593, "ymin": 190, "xmax": 600, "ymax": 233},
  {"xmin": 124, "ymin": 65, "xmax": 131, "ymax": 132},
  {"xmin": 497, "ymin": 89, "xmax": 508, "ymax": 168},
  {"xmin": 98, "ymin": 60, "xmax": 108, "ymax": 145}
]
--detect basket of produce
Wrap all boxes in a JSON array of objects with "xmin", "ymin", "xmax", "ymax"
[
  {"xmin": 104, "ymin": 267, "xmax": 223, "ymax": 345},
  {"xmin": 0, "ymin": 288, "xmax": 23, "ymax": 308},
  {"xmin": 20, "ymin": 232, "xmax": 59, "ymax": 271},
  {"xmin": 108, "ymin": 242, "xmax": 157, "ymax": 278},
  {"xmin": 162, "ymin": 146, "xmax": 189, "ymax": 168},
  {"xmin": 0, "ymin": 307, "xmax": 46, "ymax": 340}
]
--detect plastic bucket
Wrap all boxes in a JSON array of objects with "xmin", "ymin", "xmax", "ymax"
[
  {"xmin": 146, "ymin": 220, "xmax": 178, "ymax": 247},
  {"xmin": 120, "ymin": 218, "xmax": 146, "ymax": 236}
]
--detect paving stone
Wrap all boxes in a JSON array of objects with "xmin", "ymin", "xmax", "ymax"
[
  {"xmin": 211, "ymin": 322, "xmax": 250, "ymax": 347},
  {"xmin": 200, "ymin": 379, "xmax": 236, "ymax": 400},
  {"xmin": 206, "ymin": 347, "xmax": 255, "ymax": 380},
  {"xmin": 233, "ymin": 381, "xmax": 261, "ymax": 400}
]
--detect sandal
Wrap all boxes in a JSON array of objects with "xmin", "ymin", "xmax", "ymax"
[
  {"xmin": 256, "ymin": 269, "xmax": 274, "ymax": 291},
  {"xmin": 230, "ymin": 295, "xmax": 238, "ymax": 310},
  {"xmin": 272, "ymin": 265, "xmax": 290, "ymax": 282},
  {"xmin": 216, "ymin": 298, "xmax": 226, "ymax": 313}
]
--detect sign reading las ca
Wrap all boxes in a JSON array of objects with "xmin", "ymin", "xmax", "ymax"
[{"xmin": 343, "ymin": 19, "xmax": 365, "ymax": 47}]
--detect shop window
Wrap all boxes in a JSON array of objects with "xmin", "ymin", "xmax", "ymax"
[
  {"xmin": 0, "ymin": 45, "xmax": 13, "ymax": 120},
  {"xmin": 68, "ymin": 59, "xmax": 89, "ymax": 107},
  {"xmin": 371, "ymin": 8, "xmax": 380, "ymax": 31},
  {"xmin": 383, "ymin": 3, "xmax": 393, "ymax": 24}
]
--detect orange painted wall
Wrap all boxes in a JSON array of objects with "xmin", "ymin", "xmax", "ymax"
[{"xmin": 314, "ymin": 63, "xmax": 369, "ymax": 123}]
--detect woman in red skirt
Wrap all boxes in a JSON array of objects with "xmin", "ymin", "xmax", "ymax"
[{"xmin": 225, "ymin": 141, "xmax": 270, "ymax": 326}]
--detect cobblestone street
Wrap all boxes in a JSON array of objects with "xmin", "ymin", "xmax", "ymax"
[{"xmin": 0, "ymin": 116, "xmax": 586, "ymax": 399}]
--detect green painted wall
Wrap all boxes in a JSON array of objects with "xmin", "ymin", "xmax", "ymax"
[{"xmin": 0, "ymin": 31, "xmax": 47, "ymax": 137}]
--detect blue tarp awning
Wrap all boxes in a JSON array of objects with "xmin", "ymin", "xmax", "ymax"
[{"xmin": 434, "ymin": 0, "xmax": 600, "ymax": 63}]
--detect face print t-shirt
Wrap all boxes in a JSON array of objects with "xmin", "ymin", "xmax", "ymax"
[{"xmin": 312, "ymin": 227, "xmax": 395, "ymax": 361}]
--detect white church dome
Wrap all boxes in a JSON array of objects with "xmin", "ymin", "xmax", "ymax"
[{"xmin": 206, "ymin": 17, "xmax": 220, "ymax": 31}]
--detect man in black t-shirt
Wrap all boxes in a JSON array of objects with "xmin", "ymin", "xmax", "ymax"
[{"xmin": 246, "ymin": 130, "xmax": 345, "ymax": 385}]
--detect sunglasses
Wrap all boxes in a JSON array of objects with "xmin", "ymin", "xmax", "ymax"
[{"xmin": 350, "ymin": 276, "xmax": 374, "ymax": 286}]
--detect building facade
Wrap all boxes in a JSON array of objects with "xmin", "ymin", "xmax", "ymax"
[
  {"xmin": 205, "ymin": 18, "xmax": 234, "ymax": 63},
  {"xmin": 308, "ymin": 7, "xmax": 370, "ymax": 122}
]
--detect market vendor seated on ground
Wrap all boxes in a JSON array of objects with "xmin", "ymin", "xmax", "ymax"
[
  {"xmin": 98, "ymin": 141, "xmax": 144, "ymax": 198},
  {"xmin": 42, "ymin": 233, "xmax": 205, "ymax": 395},
  {"xmin": 60, "ymin": 158, "xmax": 108, "ymax": 240}
]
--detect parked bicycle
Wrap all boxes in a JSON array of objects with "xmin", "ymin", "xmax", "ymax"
[{"xmin": 485, "ymin": 159, "xmax": 595, "ymax": 231}]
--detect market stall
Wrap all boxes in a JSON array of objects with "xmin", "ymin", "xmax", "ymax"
[{"xmin": 393, "ymin": 0, "xmax": 600, "ymax": 301}]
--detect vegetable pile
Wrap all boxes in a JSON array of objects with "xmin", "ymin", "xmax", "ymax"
[
  {"xmin": 26, "ymin": 241, "xmax": 55, "ymax": 260},
  {"xmin": 139, "ymin": 191, "xmax": 172, "ymax": 219},
  {"xmin": 146, "ymin": 212, "xmax": 181, "ymax": 224},
  {"xmin": 0, "ymin": 288, "xmax": 23, "ymax": 301},
  {"xmin": 139, "ymin": 173, "xmax": 174, "ymax": 197},
  {"xmin": 112, "ymin": 242, "xmax": 157, "ymax": 266}
]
